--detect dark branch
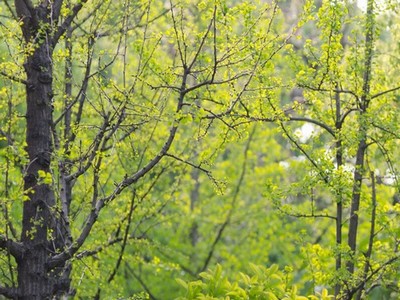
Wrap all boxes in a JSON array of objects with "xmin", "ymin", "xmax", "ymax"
[
  {"xmin": 199, "ymin": 126, "xmax": 256, "ymax": 273},
  {"xmin": 2, "ymin": 0, "xmax": 18, "ymax": 20},
  {"xmin": 275, "ymin": 205, "xmax": 336, "ymax": 220},
  {"xmin": 231, "ymin": 115, "xmax": 335, "ymax": 137},
  {"xmin": 15, "ymin": 0, "xmax": 34, "ymax": 17},
  {"xmin": 371, "ymin": 86, "xmax": 400, "ymax": 99},
  {"xmin": 125, "ymin": 263, "xmax": 158, "ymax": 300},
  {"xmin": 0, "ymin": 71, "xmax": 27, "ymax": 85},
  {"xmin": 298, "ymin": 83, "xmax": 359, "ymax": 100},
  {"xmin": 0, "ymin": 285, "xmax": 18, "ymax": 299},
  {"xmin": 49, "ymin": 67, "xmax": 189, "ymax": 269},
  {"xmin": 52, "ymin": 0, "xmax": 63, "ymax": 21},
  {"xmin": 0, "ymin": 235, "xmax": 23, "ymax": 260},
  {"xmin": 347, "ymin": 254, "xmax": 400, "ymax": 298},
  {"xmin": 53, "ymin": 0, "xmax": 89, "ymax": 45}
]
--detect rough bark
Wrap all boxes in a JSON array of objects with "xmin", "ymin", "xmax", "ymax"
[
  {"xmin": 12, "ymin": 1, "xmax": 72, "ymax": 298},
  {"xmin": 19, "ymin": 38, "xmax": 58, "ymax": 300}
]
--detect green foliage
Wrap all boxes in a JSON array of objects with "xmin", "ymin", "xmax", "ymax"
[
  {"xmin": 176, "ymin": 264, "xmax": 333, "ymax": 300},
  {"xmin": 0, "ymin": 0, "xmax": 400, "ymax": 299}
]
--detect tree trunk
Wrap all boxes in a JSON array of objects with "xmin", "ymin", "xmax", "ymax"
[
  {"xmin": 346, "ymin": 0, "xmax": 374, "ymax": 279},
  {"xmin": 334, "ymin": 88, "xmax": 343, "ymax": 297},
  {"xmin": 18, "ymin": 40, "xmax": 57, "ymax": 299},
  {"xmin": 15, "ymin": 1, "xmax": 71, "ymax": 298}
]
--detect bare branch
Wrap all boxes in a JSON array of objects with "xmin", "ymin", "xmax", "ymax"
[
  {"xmin": 107, "ymin": 191, "xmax": 136, "ymax": 283},
  {"xmin": 275, "ymin": 205, "xmax": 336, "ymax": 220},
  {"xmin": 125, "ymin": 263, "xmax": 159, "ymax": 300},
  {"xmin": 170, "ymin": 0, "xmax": 186, "ymax": 67},
  {"xmin": 187, "ymin": 8, "xmax": 214, "ymax": 71},
  {"xmin": 96, "ymin": 7, "xmax": 171, "ymax": 38},
  {"xmin": 2, "ymin": 0, "xmax": 17, "ymax": 20},
  {"xmin": 54, "ymin": 36, "xmax": 95, "ymax": 126},
  {"xmin": 230, "ymin": 114, "xmax": 335, "ymax": 137},
  {"xmin": 65, "ymin": 114, "xmax": 111, "ymax": 182},
  {"xmin": 69, "ymin": 1, "xmax": 105, "ymax": 33},
  {"xmin": 299, "ymin": 83, "xmax": 359, "ymax": 100},
  {"xmin": 75, "ymin": 237, "xmax": 122, "ymax": 259},
  {"xmin": 291, "ymin": 116, "xmax": 335, "ymax": 136},
  {"xmin": 165, "ymin": 153, "xmax": 211, "ymax": 175},
  {"xmin": 164, "ymin": 153, "xmax": 224, "ymax": 190},
  {"xmin": 183, "ymin": 72, "xmax": 250, "ymax": 95},
  {"xmin": 255, "ymin": 115, "xmax": 335, "ymax": 137},
  {"xmin": 282, "ymin": 122, "xmax": 330, "ymax": 184},
  {"xmin": 371, "ymin": 86, "xmax": 400, "ymax": 99}
]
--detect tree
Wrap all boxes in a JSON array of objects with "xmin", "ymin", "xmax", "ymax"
[
  {"xmin": 260, "ymin": 0, "xmax": 400, "ymax": 298},
  {"xmin": 0, "ymin": 0, "xmax": 292, "ymax": 298},
  {"xmin": 1, "ymin": 0, "xmax": 399, "ymax": 299},
  {"xmin": 173, "ymin": 0, "xmax": 400, "ymax": 298}
]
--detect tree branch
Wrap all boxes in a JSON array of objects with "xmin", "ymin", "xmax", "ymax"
[
  {"xmin": 355, "ymin": 171, "xmax": 377, "ymax": 300},
  {"xmin": 0, "ymin": 285, "xmax": 18, "ymax": 299},
  {"xmin": 49, "ymin": 65, "xmax": 189, "ymax": 270},
  {"xmin": 164, "ymin": 153, "xmax": 217, "ymax": 185},
  {"xmin": 65, "ymin": 114, "xmax": 111, "ymax": 182},
  {"xmin": 347, "ymin": 0, "xmax": 375, "ymax": 275},
  {"xmin": 15, "ymin": 0, "xmax": 34, "ymax": 17},
  {"xmin": 52, "ymin": 0, "xmax": 63, "ymax": 21},
  {"xmin": 275, "ymin": 205, "xmax": 336, "ymax": 220},
  {"xmin": 107, "ymin": 191, "xmax": 136, "ymax": 284},
  {"xmin": 199, "ymin": 126, "xmax": 255, "ymax": 273},
  {"xmin": 289, "ymin": 116, "xmax": 335, "ymax": 136},
  {"xmin": 54, "ymin": 35, "xmax": 95, "ymax": 126},
  {"xmin": 298, "ymin": 83, "xmax": 359, "ymax": 100},
  {"xmin": 125, "ymin": 263, "xmax": 158, "ymax": 300},
  {"xmin": 281, "ymin": 122, "xmax": 330, "ymax": 184},
  {"xmin": 53, "ymin": 0, "xmax": 89, "ymax": 45},
  {"xmin": 346, "ymin": 254, "xmax": 400, "ymax": 298},
  {"xmin": 0, "ymin": 71, "xmax": 27, "ymax": 85},
  {"xmin": 0, "ymin": 235, "xmax": 23, "ymax": 260},
  {"xmin": 2, "ymin": 0, "xmax": 17, "ymax": 20},
  {"xmin": 371, "ymin": 86, "xmax": 400, "ymax": 99}
]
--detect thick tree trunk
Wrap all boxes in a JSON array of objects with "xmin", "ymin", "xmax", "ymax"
[
  {"xmin": 19, "ymin": 41, "xmax": 57, "ymax": 299},
  {"xmin": 14, "ymin": 1, "xmax": 71, "ymax": 298}
]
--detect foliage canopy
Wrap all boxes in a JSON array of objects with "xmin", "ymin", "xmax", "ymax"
[{"xmin": 0, "ymin": 0, "xmax": 399, "ymax": 299}]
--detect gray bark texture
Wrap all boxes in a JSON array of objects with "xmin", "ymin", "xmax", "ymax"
[{"xmin": 5, "ymin": 1, "xmax": 73, "ymax": 298}]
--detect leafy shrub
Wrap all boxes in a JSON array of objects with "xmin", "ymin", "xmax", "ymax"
[{"xmin": 176, "ymin": 264, "xmax": 333, "ymax": 300}]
